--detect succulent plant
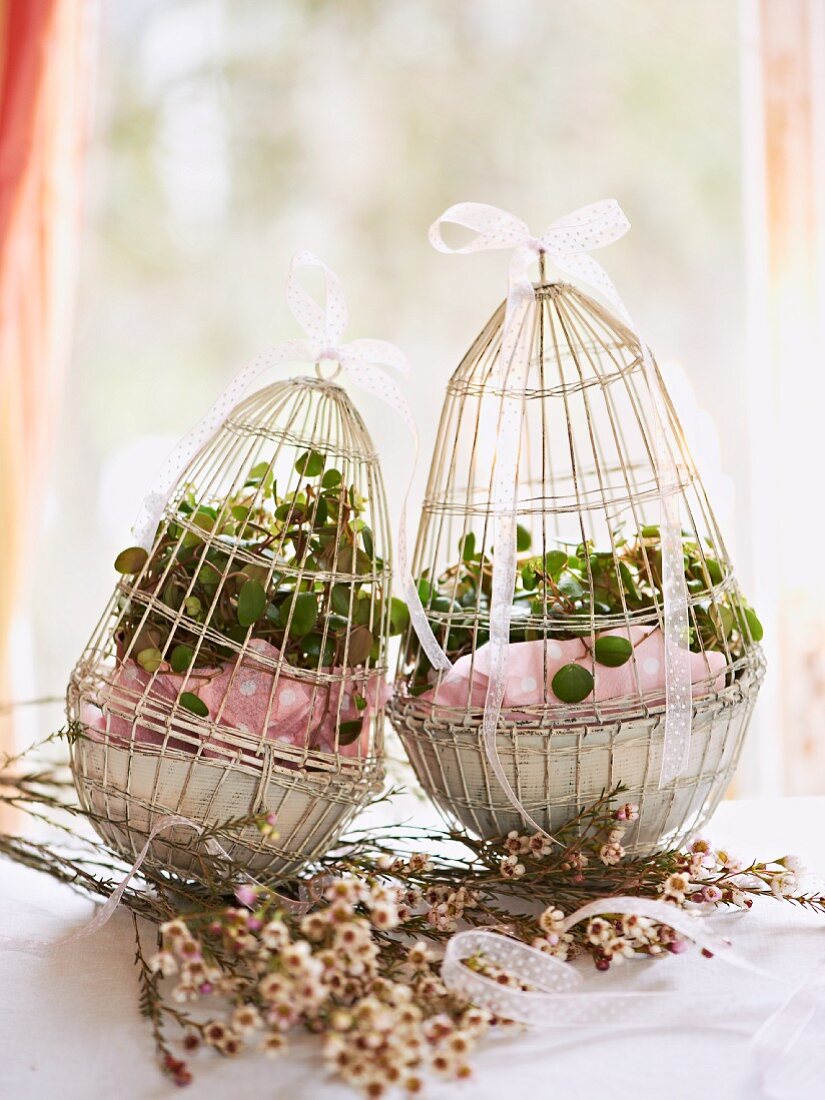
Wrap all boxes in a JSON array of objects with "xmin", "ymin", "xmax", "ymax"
[
  {"xmin": 408, "ymin": 525, "xmax": 762, "ymax": 699},
  {"xmin": 113, "ymin": 453, "xmax": 409, "ymax": 686}
]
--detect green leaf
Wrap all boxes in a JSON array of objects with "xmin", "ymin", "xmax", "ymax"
[
  {"xmin": 516, "ymin": 525, "xmax": 532, "ymax": 552},
  {"xmin": 170, "ymin": 644, "xmax": 194, "ymax": 673},
  {"xmin": 295, "ymin": 450, "xmax": 325, "ymax": 478},
  {"xmin": 640, "ymin": 525, "xmax": 660, "ymax": 539},
  {"xmin": 704, "ymin": 558, "xmax": 724, "ymax": 586},
  {"xmin": 179, "ymin": 691, "xmax": 209, "ymax": 718},
  {"xmin": 353, "ymin": 594, "xmax": 372, "ymax": 625},
  {"xmin": 331, "ymin": 585, "xmax": 353, "ymax": 616},
  {"xmin": 162, "ymin": 579, "xmax": 183, "ymax": 610},
  {"xmin": 136, "ymin": 647, "xmax": 163, "ymax": 673},
  {"xmin": 619, "ymin": 562, "xmax": 640, "ymax": 602},
  {"xmin": 198, "ymin": 563, "xmax": 222, "ymax": 588},
  {"xmin": 389, "ymin": 597, "xmax": 410, "ymax": 635},
  {"xmin": 246, "ymin": 461, "xmax": 270, "ymax": 484},
  {"xmin": 237, "ymin": 580, "xmax": 267, "ymax": 627},
  {"xmin": 337, "ymin": 545, "xmax": 372, "ymax": 575},
  {"xmin": 114, "ymin": 546, "xmax": 149, "ymax": 574},
  {"xmin": 594, "ymin": 635, "xmax": 633, "ymax": 667},
  {"xmin": 558, "ymin": 574, "xmax": 584, "ymax": 600},
  {"xmin": 182, "ymin": 512, "xmax": 215, "ymax": 547},
  {"xmin": 302, "ymin": 634, "xmax": 335, "ymax": 666},
  {"xmin": 344, "ymin": 624, "xmax": 373, "ymax": 666},
  {"xmin": 322, "ymin": 468, "xmax": 342, "ymax": 489},
  {"xmin": 459, "ymin": 532, "xmax": 476, "ymax": 561},
  {"xmin": 431, "ymin": 596, "xmax": 453, "ymax": 613},
  {"xmin": 338, "ymin": 719, "xmax": 363, "ymax": 746},
  {"xmin": 361, "ymin": 526, "xmax": 374, "ymax": 559},
  {"xmin": 418, "ymin": 578, "xmax": 434, "ymax": 604},
  {"xmin": 354, "ymin": 693, "xmax": 367, "ymax": 711},
  {"xmin": 280, "ymin": 592, "xmax": 319, "ymax": 637},
  {"xmin": 242, "ymin": 564, "xmax": 270, "ymax": 585},
  {"xmin": 551, "ymin": 663, "xmax": 594, "ymax": 704},
  {"xmin": 744, "ymin": 607, "xmax": 764, "ymax": 642},
  {"xmin": 544, "ymin": 550, "xmax": 568, "ymax": 578},
  {"xmin": 312, "ymin": 497, "xmax": 329, "ymax": 527},
  {"xmin": 712, "ymin": 604, "xmax": 735, "ymax": 639},
  {"xmin": 521, "ymin": 563, "xmax": 538, "ymax": 591}
]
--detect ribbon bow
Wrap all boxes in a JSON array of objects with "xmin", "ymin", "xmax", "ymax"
[
  {"xmin": 430, "ymin": 200, "xmax": 634, "ymax": 330},
  {"xmin": 426, "ymin": 202, "xmax": 692, "ymax": 823},
  {"xmin": 132, "ymin": 250, "xmax": 447, "ymax": 674}
]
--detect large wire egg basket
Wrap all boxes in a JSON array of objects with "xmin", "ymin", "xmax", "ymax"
[
  {"xmin": 68, "ymin": 375, "xmax": 390, "ymax": 888},
  {"xmin": 389, "ymin": 280, "xmax": 764, "ymax": 853}
]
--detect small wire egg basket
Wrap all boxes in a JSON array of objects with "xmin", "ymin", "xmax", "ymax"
[
  {"xmin": 389, "ymin": 279, "xmax": 764, "ymax": 853},
  {"xmin": 68, "ymin": 374, "xmax": 391, "ymax": 888}
]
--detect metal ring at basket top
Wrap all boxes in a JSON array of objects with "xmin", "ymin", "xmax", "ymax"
[{"xmin": 315, "ymin": 356, "xmax": 343, "ymax": 382}]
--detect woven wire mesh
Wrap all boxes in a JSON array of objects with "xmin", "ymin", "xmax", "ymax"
[
  {"xmin": 68, "ymin": 376, "xmax": 390, "ymax": 886},
  {"xmin": 389, "ymin": 282, "xmax": 764, "ymax": 852}
]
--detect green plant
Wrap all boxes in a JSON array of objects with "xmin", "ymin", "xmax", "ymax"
[
  {"xmin": 409, "ymin": 525, "xmax": 762, "ymax": 696},
  {"xmin": 113, "ymin": 453, "xmax": 409, "ymax": 679}
]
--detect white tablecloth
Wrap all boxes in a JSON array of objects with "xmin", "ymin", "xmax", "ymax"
[{"xmin": 2, "ymin": 797, "xmax": 825, "ymax": 1100}]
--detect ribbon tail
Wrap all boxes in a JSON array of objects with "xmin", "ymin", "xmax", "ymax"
[
  {"xmin": 342, "ymin": 356, "xmax": 451, "ymax": 672},
  {"xmin": 53, "ymin": 813, "xmax": 311, "ymax": 947},
  {"xmin": 286, "ymin": 251, "xmax": 349, "ymax": 346},
  {"xmin": 55, "ymin": 814, "xmax": 206, "ymax": 944},
  {"xmin": 751, "ymin": 950, "xmax": 825, "ymax": 1094},
  {"xmin": 646, "ymin": 347, "xmax": 692, "ymax": 785},
  {"xmin": 552, "ymin": 250, "xmax": 692, "ymax": 788},
  {"xmin": 482, "ymin": 289, "xmax": 554, "ymax": 837},
  {"xmin": 483, "ymin": 504, "xmax": 550, "ymax": 837}
]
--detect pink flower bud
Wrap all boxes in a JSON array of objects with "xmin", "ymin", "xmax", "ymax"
[{"xmin": 235, "ymin": 885, "xmax": 258, "ymax": 909}]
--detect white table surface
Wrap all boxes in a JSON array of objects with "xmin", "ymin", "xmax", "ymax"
[{"xmin": 2, "ymin": 796, "xmax": 825, "ymax": 1100}]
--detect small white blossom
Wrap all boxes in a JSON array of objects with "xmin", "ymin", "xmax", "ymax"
[
  {"xmin": 538, "ymin": 907, "xmax": 565, "ymax": 935},
  {"xmin": 148, "ymin": 950, "xmax": 177, "ymax": 977}
]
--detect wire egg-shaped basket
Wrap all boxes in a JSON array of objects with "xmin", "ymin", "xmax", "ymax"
[
  {"xmin": 389, "ymin": 281, "xmax": 764, "ymax": 853},
  {"xmin": 69, "ymin": 376, "xmax": 391, "ymax": 887}
]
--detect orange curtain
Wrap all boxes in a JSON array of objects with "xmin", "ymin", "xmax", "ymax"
[{"xmin": 0, "ymin": 0, "xmax": 93, "ymax": 750}]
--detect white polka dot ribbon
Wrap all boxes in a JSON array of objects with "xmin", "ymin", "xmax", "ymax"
[
  {"xmin": 441, "ymin": 895, "xmax": 769, "ymax": 1027},
  {"xmin": 45, "ymin": 814, "xmax": 312, "ymax": 950},
  {"xmin": 428, "ymin": 201, "xmax": 692, "ymax": 814},
  {"xmin": 131, "ymin": 250, "xmax": 449, "ymax": 676},
  {"xmin": 442, "ymin": 897, "xmax": 825, "ymax": 1085}
]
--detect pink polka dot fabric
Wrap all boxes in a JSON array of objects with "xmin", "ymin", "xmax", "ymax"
[
  {"xmin": 425, "ymin": 626, "xmax": 725, "ymax": 711},
  {"xmin": 84, "ymin": 638, "xmax": 387, "ymax": 763}
]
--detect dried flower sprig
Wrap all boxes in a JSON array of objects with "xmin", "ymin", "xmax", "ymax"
[
  {"xmin": 126, "ymin": 791, "xmax": 823, "ymax": 1095},
  {"xmin": 2, "ymin": 732, "xmax": 824, "ymax": 1097}
]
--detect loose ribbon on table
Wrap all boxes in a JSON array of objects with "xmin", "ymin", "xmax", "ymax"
[
  {"xmin": 428, "ymin": 201, "xmax": 692, "ymax": 823},
  {"xmin": 441, "ymin": 895, "xmax": 768, "ymax": 1028},
  {"xmin": 57, "ymin": 814, "xmax": 221, "ymax": 944},
  {"xmin": 131, "ymin": 250, "xmax": 449, "ymax": 678},
  {"xmin": 751, "ymin": 948, "xmax": 825, "ymax": 1097},
  {"xmin": 49, "ymin": 813, "xmax": 315, "ymax": 950},
  {"xmin": 441, "ymin": 899, "xmax": 825, "ymax": 1094},
  {"xmin": 0, "ymin": 814, "xmax": 250, "ymax": 953}
]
